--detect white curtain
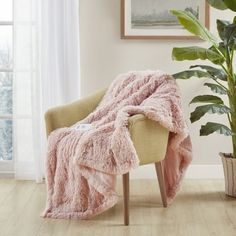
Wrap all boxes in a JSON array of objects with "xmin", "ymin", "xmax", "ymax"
[
  {"xmin": 41, "ymin": 0, "xmax": 81, "ymax": 106},
  {"xmin": 13, "ymin": 0, "xmax": 80, "ymax": 181}
]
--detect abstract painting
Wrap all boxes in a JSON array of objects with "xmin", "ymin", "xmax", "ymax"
[{"xmin": 121, "ymin": 0, "xmax": 209, "ymax": 39}]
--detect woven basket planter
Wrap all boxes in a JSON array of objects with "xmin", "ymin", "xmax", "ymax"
[{"xmin": 221, "ymin": 153, "xmax": 236, "ymax": 197}]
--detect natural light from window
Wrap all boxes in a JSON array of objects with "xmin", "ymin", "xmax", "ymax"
[{"xmin": 0, "ymin": 0, "xmax": 13, "ymax": 161}]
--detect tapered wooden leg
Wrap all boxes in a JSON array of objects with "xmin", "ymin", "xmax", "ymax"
[
  {"xmin": 155, "ymin": 161, "xmax": 168, "ymax": 207},
  {"xmin": 123, "ymin": 172, "xmax": 129, "ymax": 226}
]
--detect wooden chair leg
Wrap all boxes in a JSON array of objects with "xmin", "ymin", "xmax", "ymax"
[
  {"xmin": 123, "ymin": 172, "xmax": 129, "ymax": 226},
  {"xmin": 155, "ymin": 161, "xmax": 168, "ymax": 207}
]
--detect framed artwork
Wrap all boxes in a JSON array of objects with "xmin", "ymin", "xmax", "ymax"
[{"xmin": 121, "ymin": 0, "xmax": 209, "ymax": 39}]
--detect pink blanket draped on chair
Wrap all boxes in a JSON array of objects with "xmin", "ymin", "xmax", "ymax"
[{"xmin": 42, "ymin": 70, "xmax": 192, "ymax": 219}]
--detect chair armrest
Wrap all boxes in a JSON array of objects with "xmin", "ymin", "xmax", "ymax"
[
  {"xmin": 45, "ymin": 89, "xmax": 106, "ymax": 137},
  {"xmin": 128, "ymin": 114, "xmax": 169, "ymax": 165}
]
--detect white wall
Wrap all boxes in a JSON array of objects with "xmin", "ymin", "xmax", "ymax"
[{"xmin": 80, "ymin": 0, "xmax": 234, "ymax": 165}]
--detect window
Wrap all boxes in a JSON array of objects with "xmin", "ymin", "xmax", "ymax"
[{"xmin": 0, "ymin": 0, "xmax": 13, "ymax": 173}]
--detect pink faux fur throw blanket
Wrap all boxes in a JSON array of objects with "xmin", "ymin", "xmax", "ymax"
[{"xmin": 42, "ymin": 70, "xmax": 192, "ymax": 219}]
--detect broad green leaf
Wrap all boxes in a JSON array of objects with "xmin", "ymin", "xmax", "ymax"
[
  {"xmin": 171, "ymin": 10, "xmax": 217, "ymax": 44},
  {"xmin": 190, "ymin": 65, "xmax": 227, "ymax": 81},
  {"xmin": 204, "ymin": 82, "xmax": 227, "ymax": 94},
  {"xmin": 207, "ymin": 0, "xmax": 227, "ymax": 10},
  {"xmin": 209, "ymin": 43, "xmax": 227, "ymax": 58},
  {"xmin": 172, "ymin": 47, "xmax": 225, "ymax": 65},
  {"xmin": 217, "ymin": 20, "xmax": 230, "ymax": 40},
  {"xmin": 172, "ymin": 70, "xmax": 210, "ymax": 80},
  {"xmin": 200, "ymin": 122, "xmax": 233, "ymax": 136},
  {"xmin": 190, "ymin": 104, "xmax": 230, "ymax": 123},
  {"xmin": 234, "ymin": 16, "xmax": 236, "ymax": 24},
  {"xmin": 190, "ymin": 95, "xmax": 224, "ymax": 104},
  {"xmin": 223, "ymin": 23, "xmax": 236, "ymax": 46},
  {"xmin": 224, "ymin": 0, "xmax": 236, "ymax": 12}
]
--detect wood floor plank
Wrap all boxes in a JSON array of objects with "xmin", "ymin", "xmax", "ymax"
[
  {"xmin": 0, "ymin": 180, "xmax": 37, "ymax": 236},
  {"xmin": 0, "ymin": 179, "xmax": 16, "ymax": 204},
  {"xmin": 6, "ymin": 183, "xmax": 45, "ymax": 236},
  {"xmin": 0, "ymin": 179, "xmax": 236, "ymax": 236}
]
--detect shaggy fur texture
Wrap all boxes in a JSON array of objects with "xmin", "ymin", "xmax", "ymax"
[{"xmin": 42, "ymin": 70, "xmax": 192, "ymax": 219}]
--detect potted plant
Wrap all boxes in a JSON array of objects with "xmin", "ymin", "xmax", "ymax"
[{"xmin": 171, "ymin": 0, "xmax": 236, "ymax": 197}]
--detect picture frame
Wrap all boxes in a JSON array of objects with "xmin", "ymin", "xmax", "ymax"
[{"xmin": 121, "ymin": 0, "xmax": 209, "ymax": 40}]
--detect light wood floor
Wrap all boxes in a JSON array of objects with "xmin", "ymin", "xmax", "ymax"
[{"xmin": 0, "ymin": 179, "xmax": 236, "ymax": 236}]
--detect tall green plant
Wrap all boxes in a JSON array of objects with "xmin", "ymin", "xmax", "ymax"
[{"xmin": 171, "ymin": 0, "xmax": 236, "ymax": 157}]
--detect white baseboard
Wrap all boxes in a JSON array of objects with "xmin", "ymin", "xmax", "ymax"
[
  {"xmin": 0, "ymin": 171, "xmax": 14, "ymax": 178},
  {"xmin": 130, "ymin": 164, "xmax": 224, "ymax": 179},
  {"xmin": 185, "ymin": 164, "xmax": 224, "ymax": 179}
]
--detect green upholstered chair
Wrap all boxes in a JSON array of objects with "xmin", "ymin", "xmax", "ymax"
[{"xmin": 45, "ymin": 89, "xmax": 169, "ymax": 225}]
